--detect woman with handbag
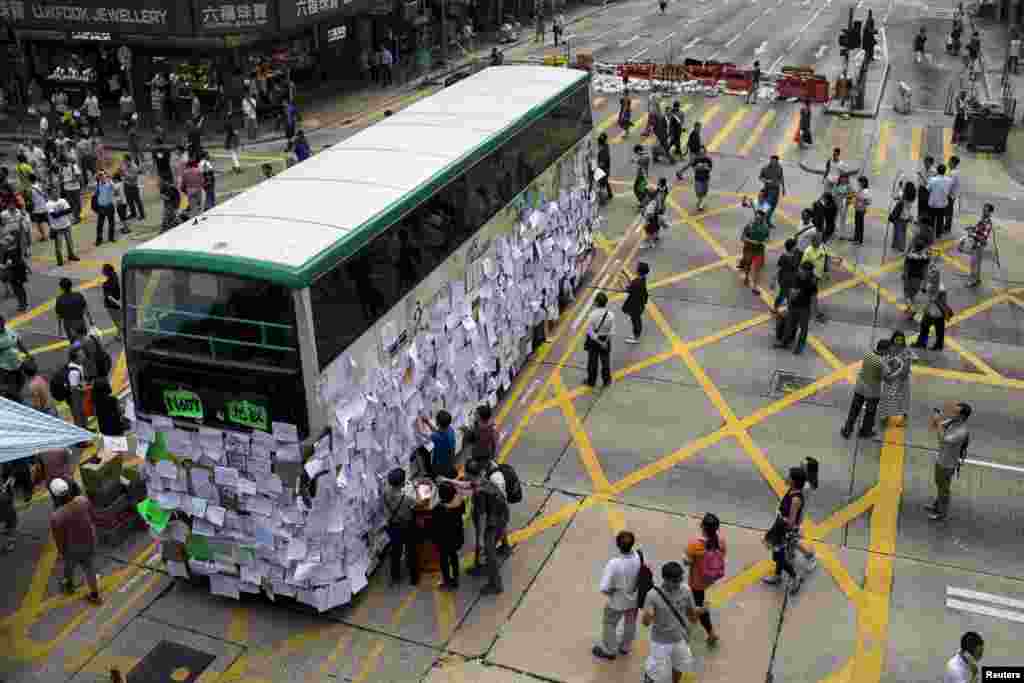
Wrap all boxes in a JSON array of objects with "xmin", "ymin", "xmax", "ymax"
[{"xmin": 763, "ymin": 466, "xmax": 808, "ymax": 594}]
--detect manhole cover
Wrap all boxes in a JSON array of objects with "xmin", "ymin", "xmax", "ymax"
[
  {"xmin": 770, "ymin": 370, "xmax": 815, "ymax": 396},
  {"xmin": 127, "ymin": 641, "xmax": 216, "ymax": 683}
]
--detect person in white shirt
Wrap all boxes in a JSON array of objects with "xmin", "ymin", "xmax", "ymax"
[
  {"xmin": 944, "ymin": 631, "xmax": 983, "ymax": 683},
  {"xmin": 242, "ymin": 95, "xmax": 258, "ymax": 140},
  {"xmin": 378, "ymin": 46, "xmax": 394, "ymax": 86},
  {"xmin": 83, "ymin": 91, "xmax": 102, "ymax": 136},
  {"xmin": 66, "ymin": 347, "xmax": 87, "ymax": 428},
  {"xmin": 45, "ymin": 187, "xmax": 79, "ymax": 266},
  {"xmin": 943, "ymin": 156, "xmax": 961, "ymax": 237},
  {"xmin": 927, "ymin": 164, "xmax": 952, "ymax": 239},
  {"xmin": 1009, "ymin": 37, "xmax": 1021, "ymax": 73},
  {"xmin": 585, "ymin": 292, "xmax": 615, "ymax": 388},
  {"xmin": 593, "ymin": 530, "xmax": 642, "ymax": 660}
]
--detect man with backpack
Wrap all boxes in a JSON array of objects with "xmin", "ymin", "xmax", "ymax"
[
  {"xmin": 74, "ymin": 329, "xmax": 112, "ymax": 383},
  {"xmin": 641, "ymin": 561, "xmax": 706, "ymax": 683},
  {"xmin": 593, "ymin": 530, "xmax": 643, "ymax": 660},
  {"xmin": 56, "ymin": 347, "xmax": 87, "ymax": 428},
  {"xmin": 464, "ymin": 458, "xmax": 510, "ymax": 595},
  {"xmin": 927, "ymin": 402, "xmax": 971, "ymax": 521}
]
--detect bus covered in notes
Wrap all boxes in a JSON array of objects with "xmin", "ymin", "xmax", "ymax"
[{"xmin": 122, "ymin": 66, "xmax": 596, "ymax": 446}]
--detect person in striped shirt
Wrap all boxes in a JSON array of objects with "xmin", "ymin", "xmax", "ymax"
[
  {"xmin": 841, "ymin": 339, "xmax": 889, "ymax": 439},
  {"xmin": 965, "ymin": 203, "xmax": 994, "ymax": 288}
]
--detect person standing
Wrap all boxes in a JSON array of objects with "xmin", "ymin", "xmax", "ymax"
[
  {"xmin": 878, "ymin": 331, "xmax": 913, "ymax": 428},
  {"xmin": 432, "ymin": 481, "xmax": 465, "ymax": 590},
  {"xmin": 964, "ymin": 202, "xmax": 994, "ymax": 288},
  {"xmin": 641, "ymin": 561, "xmax": 704, "ymax": 683},
  {"xmin": 552, "ymin": 13, "xmax": 564, "ymax": 46},
  {"xmin": 596, "ymin": 133, "xmax": 613, "ymax": 201},
  {"xmin": 101, "ymin": 264, "xmax": 122, "ymax": 340},
  {"xmin": 927, "ymin": 163, "xmax": 952, "ymax": 239},
  {"xmin": 890, "ymin": 181, "xmax": 915, "ymax": 252},
  {"xmin": 799, "ymin": 100, "xmax": 813, "ymax": 146},
  {"xmin": 417, "ymin": 410, "xmax": 457, "ymax": 479},
  {"xmin": 382, "ymin": 468, "xmax": 418, "ymax": 586},
  {"xmin": 944, "ymin": 632, "xmax": 983, "ymax": 682},
  {"xmin": 200, "ymin": 152, "xmax": 217, "ymax": 210},
  {"xmin": 812, "ymin": 191, "xmax": 838, "ymax": 242},
  {"xmin": 762, "ymin": 467, "xmax": 808, "ymax": 594},
  {"xmin": 916, "ymin": 156, "xmax": 934, "ymax": 228},
  {"xmin": 28, "ymin": 173, "xmax": 49, "ymax": 244},
  {"xmin": 903, "ymin": 237, "xmax": 931, "ymax": 319},
  {"xmin": 3, "ymin": 234, "xmax": 29, "ymax": 312},
  {"xmin": 59, "ymin": 156, "xmax": 83, "ymax": 224},
  {"xmin": 49, "ymin": 478, "xmax": 103, "ymax": 604},
  {"xmin": 617, "ymin": 94, "xmax": 633, "ymax": 137},
  {"xmin": 379, "ymin": 45, "xmax": 394, "ymax": 87},
  {"xmin": 686, "ymin": 121, "xmax": 703, "ymax": 163},
  {"xmin": 684, "ymin": 513, "xmax": 725, "ymax": 647},
  {"xmin": 242, "ymin": 93, "xmax": 258, "ymax": 141},
  {"xmin": 180, "ymin": 159, "xmax": 204, "ymax": 216},
  {"xmin": 668, "ymin": 101, "xmax": 685, "ymax": 157},
  {"xmin": 772, "ymin": 238, "xmax": 802, "ymax": 314},
  {"xmin": 622, "ymin": 262, "xmax": 650, "ymax": 344},
  {"xmin": 759, "ymin": 155, "xmax": 785, "ymax": 227},
  {"xmin": 284, "ymin": 100, "xmax": 299, "ymax": 143},
  {"xmin": 592, "ymin": 530, "xmax": 642, "ymax": 660},
  {"xmin": 0, "ymin": 474, "xmax": 17, "ymax": 552},
  {"xmin": 121, "ymin": 156, "xmax": 144, "ymax": 220},
  {"xmin": 914, "ymin": 26, "xmax": 927, "ymax": 63},
  {"xmin": 944, "ymin": 156, "xmax": 961, "ymax": 237},
  {"xmin": 676, "ymin": 146, "xmax": 712, "ymax": 212},
  {"xmin": 840, "ymin": 339, "xmax": 888, "ymax": 439},
  {"xmin": 110, "ymin": 172, "xmax": 131, "ymax": 235},
  {"xmin": 93, "ymin": 170, "xmax": 116, "ymax": 246},
  {"xmin": 46, "ymin": 188, "xmax": 79, "ymax": 266},
  {"xmin": 927, "ymin": 402, "xmax": 970, "ymax": 521},
  {"xmin": 0, "ymin": 315, "xmax": 30, "ymax": 400},
  {"xmin": 465, "ymin": 457, "xmax": 510, "ymax": 595},
  {"xmin": 740, "ymin": 208, "xmax": 770, "ymax": 294},
  {"xmin": 55, "ymin": 277, "xmax": 93, "ymax": 342},
  {"xmin": 852, "ymin": 175, "xmax": 871, "ymax": 245},
  {"xmin": 584, "ymin": 292, "xmax": 615, "ymax": 388},
  {"xmin": 775, "ymin": 261, "xmax": 817, "ymax": 354},
  {"xmin": 748, "ymin": 60, "xmax": 762, "ymax": 104},
  {"xmin": 912, "ymin": 264, "xmax": 949, "ymax": 351},
  {"xmin": 83, "ymin": 91, "xmax": 102, "ymax": 137}
]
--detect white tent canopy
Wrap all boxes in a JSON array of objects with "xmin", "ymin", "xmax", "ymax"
[{"xmin": 0, "ymin": 397, "xmax": 95, "ymax": 464}]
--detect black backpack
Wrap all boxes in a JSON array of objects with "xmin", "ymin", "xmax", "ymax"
[
  {"xmin": 636, "ymin": 549, "xmax": 654, "ymax": 609},
  {"xmin": 92, "ymin": 337, "xmax": 113, "ymax": 378},
  {"xmin": 50, "ymin": 364, "xmax": 72, "ymax": 403},
  {"xmin": 488, "ymin": 462, "xmax": 523, "ymax": 504}
]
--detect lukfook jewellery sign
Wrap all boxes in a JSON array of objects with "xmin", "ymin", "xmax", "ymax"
[{"xmin": 0, "ymin": 0, "xmax": 184, "ymax": 33}]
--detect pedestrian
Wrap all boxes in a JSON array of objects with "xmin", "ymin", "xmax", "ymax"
[
  {"xmin": 83, "ymin": 91, "xmax": 102, "ymax": 137},
  {"xmin": 775, "ymin": 261, "xmax": 817, "ymax": 353},
  {"xmin": 592, "ymin": 530, "xmax": 642, "ymax": 660},
  {"xmin": 652, "ymin": 104, "xmax": 674, "ymax": 162},
  {"xmin": 686, "ymin": 121, "xmax": 703, "ymax": 162},
  {"xmin": 914, "ymin": 27, "xmax": 927, "ymax": 63},
  {"xmin": 23, "ymin": 362, "xmax": 56, "ymax": 417},
  {"xmin": 952, "ymin": 92, "xmax": 968, "ymax": 145},
  {"xmin": 659, "ymin": 0, "xmax": 667, "ymax": 12},
  {"xmin": 622, "ymin": 262, "xmax": 650, "ymax": 344},
  {"xmin": 0, "ymin": 315, "xmax": 31, "ymax": 399},
  {"xmin": 596, "ymin": 133, "xmax": 613, "ymax": 201},
  {"xmin": 382, "ymin": 467, "xmax": 419, "ymax": 586},
  {"xmin": 812, "ymin": 191, "xmax": 838, "ymax": 242},
  {"xmin": 762, "ymin": 466, "xmax": 808, "ymax": 594},
  {"xmin": 944, "ymin": 156, "xmax": 960, "ymax": 237},
  {"xmin": 912, "ymin": 264, "xmax": 950, "ymax": 351},
  {"xmin": 76, "ymin": 135, "xmax": 96, "ymax": 189},
  {"xmin": 748, "ymin": 60, "xmax": 761, "ymax": 104},
  {"xmin": 101, "ymin": 264, "xmax": 122, "ymax": 340},
  {"xmin": 633, "ymin": 144, "xmax": 652, "ymax": 207},
  {"xmin": 28, "ymin": 173, "xmax": 49, "ymax": 244},
  {"xmin": 668, "ymin": 102, "xmax": 685, "ymax": 156},
  {"xmin": 180, "ymin": 159, "xmax": 204, "ymax": 216},
  {"xmin": 37, "ymin": 447, "xmax": 73, "ymax": 504},
  {"xmin": 772, "ymin": 238, "xmax": 801, "ymax": 314},
  {"xmin": 242, "ymin": 93, "xmax": 258, "ymax": 140},
  {"xmin": 3, "ymin": 233, "xmax": 29, "ymax": 312},
  {"xmin": 92, "ymin": 170, "xmax": 116, "ymax": 245},
  {"xmin": 0, "ymin": 198, "xmax": 31, "ymax": 259},
  {"xmin": 829, "ymin": 162, "xmax": 853, "ymax": 240},
  {"xmin": 759, "ymin": 155, "xmax": 786, "ymax": 226},
  {"xmin": 535, "ymin": 11, "xmax": 546, "ymax": 44},
  {"xmin": 465, "ymin": 457, "xmax": 510, "ymax": 595},
  {"xmin": 553, "ymin": 13, "xmax": 564, "ymax": 46},
  {"xmin": 584, "ymin": 292, "xmax": 615, "ymax": 388},
  {"xmin": 294, "ymin": 131, "xmax": 312, "ymax": 162},
  {"xmin": 224, "ymin": 123, "xmax": 241, "ymax": 174},
  {"xmin": 379, "ymin": 45, "xmax": 394, "ymax": 86},
  {"xmin": 863, "ymin": 14, "xmax": 877, "ymax": 61},
  {"xmin": 432, "ymin": 480, "xmax": 465, "ymax": 590},
  {"xmin": 903, "ymin": 237, "xmax": 931, "ymax": 319},
  {"xmin": 200, "ymin": 152, "xmax": 217, "ymax": 210},
  {"xmin": 416, "ymin": 410, "xmax": 456, "ymax": 479},
  {"xmin": 641, "ymin": 561, "xmax": 704, "ymax": 683},
  {"xmin": 927, "ymin": 402, "xmax": 970, "ymax": 521},
  {"xmin": 878, "ymin": 331, "xmax": 913, "ymax": 428},
  {"xmin": 967, "ymin": 31, "xmax": 980, "ymax": 73},
  {"xmin": 916, "ymin": 156, "xmax": 934, "ymax": 227},
  {"xmin": 684, "ymin": 513, "xmax": 725, "ymax": 647},
  {"xmin": 490, "ymin": 47, "xmax": 504, "ymax": 66},
  {"xmin": 463, "ymin": 403, "xmax": 499, "ymax": 464},
  {"xmin": 45, "ymin": 189, "xmax": 79, "ymax": 266},
  {"xmin": 890, "ymin": 181, "xmax": 915, "ymax": 252},
  {"xmin": 58, "ymin": 156, "xmax": 82, "ymax": 224},
  {"xmin": 186, "ymin": 117, "xmax": 203, "ymax": 162},
  {"xmin": 840, "ymin": 339, "xmax": 888, "ymax": 439},
  {"xmin": 944, "ymin": 631, "xmax": 983, "ymax": 682},
  {"xmin": 852, "ymin": 175, "xmax": 871, "ymax": 245},
  {"xmin": 676, "ymin": 145, "xmax": 712, "ymax": 212},
  {"xmin": 964, "ymin": 202, "xmax": 994, "ymax": 288},
  {"xmin": 56, "ymin": 277, "xmax": 93, "ymax": 343},
  {"xmin": 261, "ymin": 163, "xmax": 275, "ymax": 181},
  {"xmin": 284, "ymin": 100, "xmax": 299, "ymax": 144},
  {"xmin": 159, "ymin": 179, "xmax": 181, "ymax": 233},
  {"xmin": 94, "ymin": 378, "xmax": 128, "ymax": 437},
  {"xmin": 0, "ymin": 474, "xmax": 17, "ymax": 552},
  {"xmin": 643, "ymin": 92, "xmax": 658, "ymax": 137},
  {"xmin": 110, "ymin": 172, "xmax": 131, "ymax": 235},
  {"xmin": 799, "ymin": 100, "xmax": 813, "ymax": 146},
  {"xmin": 642, "ymin": 178, "xmax": 668, "ymax": 248},
  {"xmin": 151, "ymin": 136, "xmax": 173, "ymax": 185},
  {"xmin": 927, "ymin": 163, "xmax": 952, "ymax": 238},
  {"xmin": 739, "ymin": 208, "xmax": 770, "ymax": 293},
  {"xmin": 1010, "ymin": 34, "xmax": 1021, "ymax": 74},
  {"xmin": 49, "ymin": 477, "xmax": 103, "ymax": 604},
  {"xmin": 618, "ymin": 94, "xmax": 633, "ymax": 137}
]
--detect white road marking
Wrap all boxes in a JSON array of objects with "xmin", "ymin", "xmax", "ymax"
[
  {"xmin": 655, "ymin": 31, "xmax": 677, "ymax": 46},
  {"xmin": 724, "ymin": 33, "xmax": 744, "ymax": 48},
  {"xmin": 755, "ymin": 41, "xmax": 768, "ymax": 55},
  {"xmin": 618, "ymin": 35, "xmax": 641, "ymax": 47},
  {"xmin": 946, "ymin": 598, "xmax": 1024, "ymax": 624},
  {"xmin": 962, "ymin": 458, "xmax": 1024, "ymax": 474},
  {"xmin": 948, "ymin": 587, "xmax": 1024, "ymax": 612},
  {"xmin": 682, "ymin": 37, "xmax": 702, "ymax": 51},
  {"xmin": 816, "ymin": 44, "xmax": 829, "ymax": 59}
]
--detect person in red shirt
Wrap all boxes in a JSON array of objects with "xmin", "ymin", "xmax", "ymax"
[
  {"xmin": 684, "ymin": 513, "xmax": 726, "ymax": 647},
  {"xmin": 49, "ymin": 478, "xmax": 103, "ymax": 604}
]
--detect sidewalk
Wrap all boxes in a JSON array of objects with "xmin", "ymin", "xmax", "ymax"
[{"xmin": 970, "ymin": 15, "xmax": 1024, "ymax": 184}]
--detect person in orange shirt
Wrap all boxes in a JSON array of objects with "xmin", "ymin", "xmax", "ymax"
[{"xmin": 684, "ymin": 513, "xmax": 726, "ymax": 647}]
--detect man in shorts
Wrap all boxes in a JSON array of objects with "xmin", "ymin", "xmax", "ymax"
[
  {"xmin": 642, "ymin": 561, "xmax": 705, "ymax": 683},
  {"xmin": 677, "ymin": 146, "xmax": 712, "ymax": 212}
]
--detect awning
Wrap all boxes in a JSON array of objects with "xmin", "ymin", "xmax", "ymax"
[{"xmin": 0, "ymin": 397, "xmax": 96, "ymax": 464}]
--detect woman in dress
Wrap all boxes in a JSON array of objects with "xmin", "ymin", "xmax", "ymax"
[{"xmin": 878, "ymin": 330, "xmax": 914, "ymax": 428}]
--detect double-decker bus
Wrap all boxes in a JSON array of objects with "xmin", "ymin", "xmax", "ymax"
[{"xmin": 122, "ymin": 66, "xmax": 595, "ymax": 446}]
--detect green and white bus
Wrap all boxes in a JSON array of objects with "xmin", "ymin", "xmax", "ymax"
[{"xmin": 123, "ymin": 66, "xmax": 595, "ymax": 445}]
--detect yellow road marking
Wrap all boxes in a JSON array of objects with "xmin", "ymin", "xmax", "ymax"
[
  {"xmin": 910, "ymin": 126, "xmax": 924, "ymax": 161},
  {"xmin": 739, "ymin": 110, "xmax": 776, "ymax": 157},
  {"xmin": 111, "ymin": 350, "xmax": 128, "ymax": 394},
  {"xmin": 648, "ymin": 258, "xmax": 731, "ymax": 291},
  {"xmin": 434, "ymin": 585, "xmax": 457, "ymax": 640},
  {"xmin": 873, "ymin": 121, "xmax": 892, "ymax": 175},
  {"xmin": 943, "ymin": 337, "xmax": 1002, "ymax": 378},
  {"xmin": 227, "ymin": 606, "xmax": 250, "ymax": 644},
  {"xmin": 351, "ymin": 589, "xmax": 420, "ymax": 683},
  {"xmin": 554, "ymin": 372, "xmax": 612, "ymax": 491},
  {"xmin": 708, "ymin": 107, "xmax": 749, "ymax": 153},
  {"xmin": 595, "ymin": 112, "xmax": 620, "ymax": 135},
  {"xmin": 603, "ymin": 501, "xmax": 627, "ymax": 534},
  {"xmin": 28, "ymin": 325, "xmax": 116, "ymax": 357},
  {"xmin": 707, "ymin": 558, "xmax": 775, "ymax": 608},
  {"xmin": 775, "ymin": 110, "xmax": 800, "ymax": 159},
  {"xmin": 807, "ymin": 487, "xmax": 878, "ymax": 540},
  {"xmin": 942, "ymin": 127, "xmax": 954, "ymax": 163},
  {"xmin": 668, "ymin": 197, "xmax": 729, "ymax": 258},
  {"xmin": 10, "ymin": 276, "xmax": 104, "ymax": 331}
]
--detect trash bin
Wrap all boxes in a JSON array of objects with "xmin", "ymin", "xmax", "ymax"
[
  {"xmin": 966, "ymin": 111, "xmax": 1012, "ymax": 152},
  {"xmin": 896, "ymin": 81, "xmax": 912, "ymax": 114}
]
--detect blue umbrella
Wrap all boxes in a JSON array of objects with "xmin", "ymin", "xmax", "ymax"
[{"xmin": 0, "ymin": 397, "xmax": 95, "ymax": 464}]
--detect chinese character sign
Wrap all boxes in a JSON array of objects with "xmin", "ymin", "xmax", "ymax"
[
  {"xmin": 0, "ymin": 0, "xmax": 26, "ymax": 22},
  {"xmin": 5, "ymin": 0, "xmax": 182, "ymax": 33},
  {"xmin": 280, "ymin": 0, "xmax": 349, "ymax": 30},
  {"xmin": 194, "ymin": 0, "xmax": 276, "ymax": 33}
]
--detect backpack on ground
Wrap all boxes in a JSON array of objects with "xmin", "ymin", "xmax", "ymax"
[
  {"xmin": 636, "ymin": 549, "xmax": 654, "ymax": 609},
  {"xmin": 50, "ymin": 363, "xmax": 72, "ymax": 403},
  {"xmin": 490, "ymin": 462, "xmax": 523, "ymax": 504},
  {"xmin": 700, "ymin": 543, "xmax": 726, "ymax": 584}
]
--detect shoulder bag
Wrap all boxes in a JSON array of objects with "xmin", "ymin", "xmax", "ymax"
[
  {"xmin": 585, "ymin": 311, "xmax": 609, "ymax": 352},
  {"xmin": 651, "ymin": 585, "xmax": 691, "ymax": 638}
]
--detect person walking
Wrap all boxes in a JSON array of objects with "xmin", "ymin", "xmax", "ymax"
[
  {"xmin": 465, "ymin": 457, "xmax": 509, "ymax": 595},
  {"xmin": 852, "ymin": 176, "xmax": 871, "ymax": 245},
  {"xmin": 29, "ymin": 173, "xmax": 49, "ymax": 244},
  {"xmin": 83, "ymin": 91, "xmax": 102, "ymax": 137},
  {"xmin": 242, "ymin": 93, "xmax": 258, "ymax": 140},
  {"xmin": 180, "ymin": 158, "xmax": 204, "ymax": 217},
  {"xmin": 903, "ymin": 237, "xmax": 931, "ymax": 320},
  {"xmin": 382, "ymin": 468, "xmax": 419, "ymax": 586},
  {"xmin": 592, "ymin": 530, "xmax": 642, "ymax": 660},
  {"xmin": 101, "ymin": 264, "xmax": 122, "ymax": 340},
  {"xmin": 676, "ymin": 146, "xmax": 712, "ymax": 212},
  {"xmin": 916, "ymin": 156, "xmax": 934, "ymax": 228},
  {"xmin": 596, "ymin": 133, "xmax": 613, "ymax": 201},
  {"xmin": 964, "ymin": 202, "xmax": 994, "ymax": 288},
  {"xmin": 927, "ymin": 163, "xmax": 952, "ymax": 239},
  {"xmin": 45, "ymin": 188, "xmax": 79, "ymax": 266},
  {"xmin": 840, "ymin": 339, "xmax": 888, "ymax": 439},
  {"xmin": 748, "ymin": 60, "xmax": 762, "ymax": 104},
  {"xmin": 890, "ymin": 181, "xmax": 915, "ymax": 252},
  {"xmin": 772, "ymin": 238, "xmax": 802, "ymax": 314},
  {"xmin": 633, "ymin": 144, "xmax": 652, "ymax": 207},
  {"xmin": 762, "ymin": 467, "xmax": 808, "ymax": 594},
  {"xmin": 912, "ymin": 264, "xmax": 949, "ymax": 351},
  {"xmin": 944, "ymin": 156, "xmax": 960, "ymax": 237},
  {"xmin": 110, "ymin": 172, "xmax": 131, "ymax": 235},
  {"xmin": 878, "ymin": 331, "xmax": 914, "ymax": 428},
  {"xmin": 200, "ymin": 151, "xmax": 217, "ymax": 210},
  {"xmin": 622, "ymin": 262, "xmax": 650, "ymax": 344},
  {"xmin": 49, "ymin": 478, "xmax": 103, "ymax": 604},
  {"xmin": 944, "ymin": 632, "xmax": 983, "ymax": 682},
  {"xmin": 552, "ymin": 13, "xmax": 564, "ymax": 46},
  {"xmin": 3, "ymin": 234, "xmax": 29, "ymax": 312},
  {"xmin": 642, "ymin": 561, "xmax": 704, "ymax": 683},
  {"xmin": 914, "ymin": 26, "xmax": 927, "ymax": 63},
  {"xmin": 668, "ymin": 102, "xmax": 685, "ymax": 157},
  {"xmin": 432, "ymin": 481, "xmax": 465, "ymax": 590},
  {"xmin": 927, "ymin": 402, "xmax": 970, "ymax": 521},
  {"xmin": 686, "ymin": 121, "xmax": 703, "ymax": 163},
  {"xmin": 224, "ymin": 123, "xmax": 242, "ymax": 174},
  {"xmin": 93, "ymin": 170, "xmax": 116, "ymax": 246},
  {"xmin": 798, "ymin": 100, "xmax": 813, "ymax": 147},
  {"xmin": 618, "ymin": 94, "xmax": 634, "ymax": 137},
  {"xmin": 740, "ymin": 208, "xmax": 770, "ymax": 294},
  {"xmin": 55, "ymin": 277, "xmax": 93, "ymax": 342},
  {"xmin": 759, "ymin": 155, "xmax": 785, "ymax": 227},
  {"xmin": 0, "ymin": 315, "xmax": 31, "ymax": 400},
  {"xmin": 775, "ymin": 261, "xmax": 817, "ymax": 354},
  {"xmin": 58, "ymin": 156, "xmax": 83, "ymax": 224},
  {"xmin": 584, "ymin": 292, "xmax": 615, "ymax": 388},
  {"xmin": 812, "ymin": 191, "xmax": 838, "ymax": 242},
  {"xmin": 379, "ymin": 45, "xmax": 394, "ymax": 87},
  {"xmin": 293, "ymin": 131, "xmax": 312, "ymax": 162},
  {"xmin": 684, "ymin": 513, "xmax": 725, "ymax": 647}
]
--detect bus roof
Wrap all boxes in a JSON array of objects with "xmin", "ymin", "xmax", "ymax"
[{"xmin": 124, "ymin": 66, "xmax": 589, "ymax": 289}]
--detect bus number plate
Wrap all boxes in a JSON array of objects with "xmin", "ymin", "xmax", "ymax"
[
  {"xmin": 163, "ymin": 388, "xmax": 204, "ymax": 420},
  {"xmin": 226, "ymin": 399, "xmax": 269, "ymax": 431}
]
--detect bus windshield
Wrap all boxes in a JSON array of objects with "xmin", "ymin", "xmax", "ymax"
[{"xmin": 125, "ymin": 267, "xmax": 300, "ymax": 370}]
